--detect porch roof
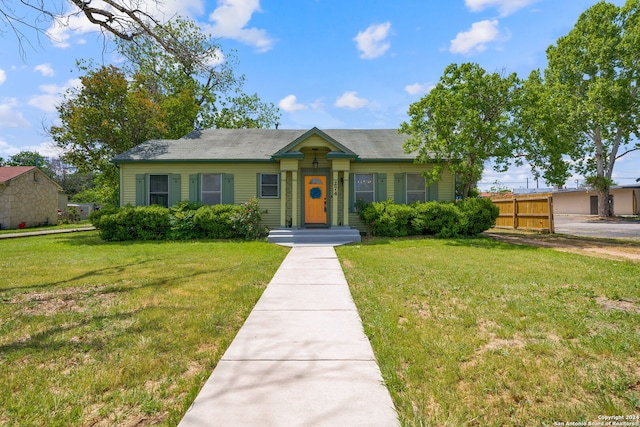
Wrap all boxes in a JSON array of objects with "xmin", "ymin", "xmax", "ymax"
[{"xmin": 112, "ymin": 128, "xmax": 417, "ymax": 163}]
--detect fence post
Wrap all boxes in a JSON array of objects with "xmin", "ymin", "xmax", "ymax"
[
  {"xmin": 548, "ymin": 196, "xmax": 555, "ymax": 233},
  {"xmin": 512, "ymin": 197, "xmax": 518, "ymax": 230}
]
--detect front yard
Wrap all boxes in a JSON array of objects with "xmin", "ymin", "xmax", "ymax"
[
  {"xmin": 0, "ymin": 233, "xmax": 288, "ymax": 426},
  {"xmin": 1, "ymin": 232, "xmax": 638, "ymax": 426},
  {"xmin": 337, "ymin": 238, "xmax": 640, "ymax": 426}
]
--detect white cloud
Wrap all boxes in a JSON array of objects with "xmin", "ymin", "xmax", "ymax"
[
  {"xmin": 28, "ymin": 79, "xmax": 82, "ymax": 113},
  {"xmin": 450, "ymin": 19, "xmax": 501, "ymax": 55},
  {"xmin": 34, "ymin": 64, "xmax": 55, "ymax": 77},
  {"xmin": 0, "ymin": 98, "xmax": 30, "ymax": 129},
  {"xmin": 335, "ymin": 91, "xmax": 369, "ymax": 110},
  {"xmin": 354, "ymin": 22, "xmax": 391, "ymax": 59},
  {"xmin": 206, "ymin": 0, "xmax": 275, "ymax": 52},
  {"xmin": 0, "ymin": 69, "xmax": 6, "ymax": 85},
  {"xmin": 465, "ymin": 0, "xmax": 539, "ymax": 16},
  {"xmin": 405, "ymin": 82, "xmax": 433, "ymax": 96},
  {"xmin": 278, "ymin": 95, "xmax": 307, "ymax": 112}
]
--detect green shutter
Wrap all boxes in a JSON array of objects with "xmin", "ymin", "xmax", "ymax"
[
  {"xmin": 189, "ymin": 174, "xmax": 201, "ymax": 203},
  {"xmin": 349, "ymin": 173, "xmax": 356, "ymax": 212},
  {"xmin": 222, "ymin": 174, "xmax": 234, "ymax": 204},
  {"xmin": 256, "ymin": 173, "xmax": 262, "ymax": 198},
  {"xmin": 169, "ymin": 174, "xmax": 181, "ymax": 206},
  {"xmin": 135, "ymin": 174, "xmax": 147, "ymax": 206},
  {"xmin": 429, "ymin": 181, "xmax": 439, "ymax": 201},
  {"xmin": 394, "ymin": 173, "xmax": 406, "ymax": 204},
  {"xmin": 376, "ymin": 173, "xmax": 387, "ymax": 202}
]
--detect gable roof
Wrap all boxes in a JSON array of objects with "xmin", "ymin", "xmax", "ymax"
[
  {"xmin": 0, "ymin": 166, "xmax": 36, "ymax": 183},
  {"xmin": 112, "ymin": 128, "xmax": 416, "ymax": 163}
]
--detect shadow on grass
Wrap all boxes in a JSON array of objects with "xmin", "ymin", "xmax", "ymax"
[{"xmin": 444, "ymin": 235, "xmax": 542, "ymax": 251}]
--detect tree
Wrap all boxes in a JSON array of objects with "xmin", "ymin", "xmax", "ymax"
[
  {"xmin": 1, "ymin": 0, "xmax": 174, "ymax": 57},
  {"xmin": 116, "ymin": 17, "xmax": 279, "ymax": 131},
  {"xmin": 50, "ymin": 65, "xmax": 168, "ymax": 205},
  {"xmin": 520, "ymin": 0, "xmax": 640, "ymax": 217},
  {"xmin": 4, "ymin": 150, "xmax": 56, "ymax": 178},
  {"xmin": 400, "ymin": 63, "xmax": 519, "ymax": 198}
]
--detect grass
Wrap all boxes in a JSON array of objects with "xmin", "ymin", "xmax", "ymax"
[
  {"xmin": 337, "ymin": 237, "xmax": 640, "ymax": 426},
  {"xmin": 0, "ymin": 232, "xmax": 288, "ymax": 426}
]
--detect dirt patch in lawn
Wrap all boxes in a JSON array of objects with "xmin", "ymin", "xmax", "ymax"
[
  {"xmin": 485, "ymin": 232, "xmax": 640, "ymax": 262},
  {"xmin": 6, "ymin": 285, "xmax": 117, "ymax": 316}
]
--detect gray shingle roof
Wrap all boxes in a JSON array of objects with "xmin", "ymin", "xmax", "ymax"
[{"xmin": 112, "ymin": 128, "xmax": 415, "ymax": 163}]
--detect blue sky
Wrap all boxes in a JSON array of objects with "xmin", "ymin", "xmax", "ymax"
[{"xmin": 1, "ymin": 0, "xmax": 637, "ymax": 190}]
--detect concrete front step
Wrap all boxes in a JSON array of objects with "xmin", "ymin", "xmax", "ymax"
[{"xmin": 267, "ymin": 227, "xmax": 362, "ymax": 246}]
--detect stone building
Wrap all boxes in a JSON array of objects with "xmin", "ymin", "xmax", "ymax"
[{"xmin": 0, "ymin": 166, "xmax": 62, "ymax": 229}]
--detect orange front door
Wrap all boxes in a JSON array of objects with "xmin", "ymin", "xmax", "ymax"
[{"xmin": 305, "ymin": 176, "xmax": 327, "ymax": 224}]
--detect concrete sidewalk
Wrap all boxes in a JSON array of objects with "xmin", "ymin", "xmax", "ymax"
[{"xmin": 178, "ymin": 246, "xmax": 399, "ymax": 427}]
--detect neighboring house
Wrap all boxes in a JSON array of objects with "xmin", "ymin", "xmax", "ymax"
[
  {"xmin": 0, "ymin": 166, "xmax": 63, "ymax": 229},
  {"xmin": 112, "ymin": 127, "xmax": 455, "ymax": 231},
  {"xmin": 553, "ymin": 185, "xmax": 640, "ymax": 216}
]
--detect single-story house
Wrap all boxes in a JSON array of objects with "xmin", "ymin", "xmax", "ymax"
[
  {"xmin": 0, "ymin": 166, "xmax": 63, "ymax": 229},
  {"xmin": 112, "ymin": 127, "xmax": 455, "ymax": 232},
  {"xmin": 553, "ymin": 185, "xmax": 640, "ymax": 216}
]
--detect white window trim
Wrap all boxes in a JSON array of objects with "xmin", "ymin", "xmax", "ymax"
[
  {"xmin": 260, "ymin": 173, "xmax": 280, "ymax": 198},
  {"xmin": 148, "ymin": 174, "xmax": 169, "ymax": 207},
  {"xmin": 201, "ymin": 173, "xmax": 223, "ymax": 205},
  {"xmin": 406, "ymin": 173, "xmax": 426, "ymax": 203},
  {"xmin": 354, "ymin": 173, "xmax": 375, "ymax": 204}
]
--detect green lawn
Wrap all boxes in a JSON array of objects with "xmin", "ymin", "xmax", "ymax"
[
  {"xmin": 337, "ymin": 237, "xmax": 640, "ymax": 427},
  {"xmin": 0, "ymin": 232, "xmax": 288, "ymax": 426}
]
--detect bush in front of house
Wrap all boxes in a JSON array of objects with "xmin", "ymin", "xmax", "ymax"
[
  {"xmin": 96, "ymin": 205, "xmax": 171, "ymax": 241},
  {"xmin": 358, "ymin": 198, "xmax": 499, "ymax": 238},
  {"xmin": 359, "ymin": 200, "xmax": 414, "ymax": 237},
  {"xmin": 93, "ymin": 199, "xmax": 268, "ymax": 241}
]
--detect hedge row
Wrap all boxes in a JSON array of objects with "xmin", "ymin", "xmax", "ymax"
[
  {"xmin": 90, "ymin": 199, "xmax": 267, "ymax": 241},
  {"xmin": 358, "ymin": 198, "xmax": 499, "ymax": 238}
]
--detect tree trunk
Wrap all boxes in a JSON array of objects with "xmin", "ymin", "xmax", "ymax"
[{"xmin": 598, "ymin": 187, "xmax": 614, "ymax": 217}]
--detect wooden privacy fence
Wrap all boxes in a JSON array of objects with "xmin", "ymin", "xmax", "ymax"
[{"xmin": 490, "ymin": 193, "xmax": 555, "ymax": 233}]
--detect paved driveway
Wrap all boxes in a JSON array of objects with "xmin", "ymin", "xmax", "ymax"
[{"xmin": 554, "ymin": 215, "xmax": 640, "ymax": 240}]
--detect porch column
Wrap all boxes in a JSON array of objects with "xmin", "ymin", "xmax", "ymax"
[
  {"xmin": 331, "ymin": 171, "xmax": 339, "ymax": 226},
  {"xmin": 342, "ymin": 172, "xmax": 350, "ymax": 226},
  {"xmin": 280, "ymin": 171, "xmax": 287, "ymax": 227},
  {"xmin": 291, "ymin": 171, "xmax": 299, "ymax": 227}
]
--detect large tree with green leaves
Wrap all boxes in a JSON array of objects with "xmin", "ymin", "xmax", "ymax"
[
  {"xmin": 400, "ymin": 62, "xmax": 519, "ymax": 198},
  {"xmin": 520, "ymin": 0, "xmax": 640, "ymax": 217},
  {"xmin": 116, "ymin": 17, "xmax": 279, "ymax": 131},
  {"xmin": 50, "ymin": 65, "xmax": 168, "ymax": 205}
]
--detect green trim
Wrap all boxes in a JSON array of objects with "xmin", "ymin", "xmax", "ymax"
[
  {"xmin": 394, "ymin": 173, "xmax": 406, "ymax": 204},
  {"xmin": 222, "ymin": 174, "xmax": 234, "ymax": 204},
  {"xmin": 189, "ymin": 174, "xmax": 201, "ymax": 203},
  {"xmin": 326, "ymin": 151, "xmax": 358, "ymax": 159},
  {"xmin": 272, "ymin": 151, "xmax": 304, "ymax": 160},
  {"xmin": 376, "ymin": 173, "xmax": 387, "ymax": 201},
  {"xmin": 169, "ymin": 174, "xmax": 181, "ymax": 206},
  {"xmin": 135, "ymin": 174, "xmax": 146, "ymax": 206},
  {"xmin": 273, "ymin": 127, "xmax": 357, "ymax": 158}
]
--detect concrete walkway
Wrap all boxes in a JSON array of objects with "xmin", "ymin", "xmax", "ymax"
[{"xmin": 178, "ymin": 246, "xmax": 399, "ymax": 427}]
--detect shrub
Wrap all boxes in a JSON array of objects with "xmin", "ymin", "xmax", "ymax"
[
  {"xmin": 192, "ymin": 204, "xmax": 240, "ymax": 239},
  {"xmin": 168, "ymin": 202, "xmax": 203, "ymax": 240},
  {"xmin": 231, "ymin": 198, "xmax": 268, "ymax": 240},
  {"xmin": 359, "ymin": 198, "xmax": 498, "ymax": 238},
  {"xmin": 359, "ymin": 200, "xmax": 413, "ymax": 237},
  {"xmin": 411, "ymin": 202, "xmax": 462, "ymax": 238},
  {"xmin": 457, "ymin": 197, "xmax": 499, "ymax": 236},
  {"xmin": 97, "ymin": 205, "xmax": 170, "ymax": 241}
]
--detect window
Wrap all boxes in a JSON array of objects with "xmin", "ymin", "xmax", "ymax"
[
  {"xmin": 260, "ymin": 173, "xmax": 279, "ymax": 198},
  {"xmin": 149, "ymin": 175, "xmax": 169, "ymax": 207},
  {"xmin": 406, "ymin": 173, "xmax": 426, "ymax": 204},
  {"xmin": 202, "ymin": 173, "xmax": 222, "ymax": 205},
  {"xmin": 355, "ymin": 173, "xmax": 374, "ymax": 204}
]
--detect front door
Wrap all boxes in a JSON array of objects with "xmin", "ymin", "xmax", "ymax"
[{"xmin": 305, "ymin": 175, "xmax": 327, "ymax": 224}]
